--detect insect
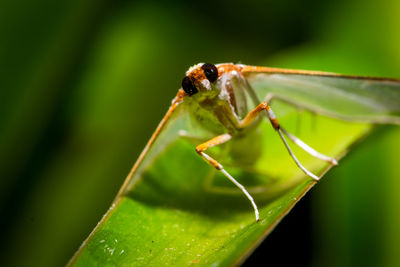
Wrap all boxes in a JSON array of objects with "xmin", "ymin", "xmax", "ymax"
[{"xmin": 119, "ymin": 63, "xmax": 400, "ymax": 221}]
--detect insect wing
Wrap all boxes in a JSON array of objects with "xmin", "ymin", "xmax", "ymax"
[
  {"xmin": 244, "ymin": 71, "xmax": 400, "ymax": 124},
  {"xmin": 119, "ymin": 92, "xmax": 188, "ymax": 194},
  {"xmin": 119, "ymin": 91, "xmax": 215, "ymax": 195}
]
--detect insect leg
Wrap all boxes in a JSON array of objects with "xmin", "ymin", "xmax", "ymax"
[
  {"xmin": 265, "ymin": 94, "xmax": 337, "ymax": 164},
  {"xmin": 196, "ymin": 134, "xmax": 260, "ymax": 221},
  {"xmin": 240, "ymin": 102, "xmax": 320, "ymax": 181},
  {"xmin": 280, "ymin": 127, "xmax": 338, "ymax": 165}
]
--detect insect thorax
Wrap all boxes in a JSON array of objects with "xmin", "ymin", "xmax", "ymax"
[{"xmin": 187, "ymin": 96, "xmax": 236, "ymax": 135}]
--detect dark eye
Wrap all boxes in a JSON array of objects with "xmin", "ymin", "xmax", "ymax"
[
  {"xmin": 181, "ymin": 76, "xmax": 198, "ymax": 96},
  {"xmin": 201, "ymin": 63, "xmax": 218, "ymax": 82}
]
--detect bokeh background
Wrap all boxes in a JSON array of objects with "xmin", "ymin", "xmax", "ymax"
[{"xmin": 1, "ymin": 0, "xmax": 399, "ymax": 266}]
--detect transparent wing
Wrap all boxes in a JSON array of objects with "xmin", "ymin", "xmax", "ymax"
[
  {"xmin": 121, "ymin": 91, "xmax": 215, "ymax": 194},
  {"xmin": 244, "ymin": 71, "xmax": 400, "ymax": 124}
]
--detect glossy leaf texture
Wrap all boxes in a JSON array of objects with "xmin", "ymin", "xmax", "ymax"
[{"xmin": 69, "ymin": 98, "xmax": 372, "ymax": 266}]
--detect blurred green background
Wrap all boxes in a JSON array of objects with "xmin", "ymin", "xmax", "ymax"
[{"xmin": 0, "ymin": 0, "xmax": 399, "ymax": 266}]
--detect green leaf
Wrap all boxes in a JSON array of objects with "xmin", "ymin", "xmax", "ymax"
[{"xmin": 69, "ymin": 101, "xmax": 371, "ymax": 266}]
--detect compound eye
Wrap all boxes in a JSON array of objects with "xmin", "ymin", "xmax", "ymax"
[
  {"xmin": 181, "ymin": 76, "xmax": 198, "ymax": 96},
  {"xmin": 201, "ymin": 63, "xmax": 218, "ymax": 82}
]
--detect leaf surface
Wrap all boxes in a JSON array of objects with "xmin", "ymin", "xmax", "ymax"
[{"xmin": 70, "ymin": 100, "xmax": 371, "ymax": 266}]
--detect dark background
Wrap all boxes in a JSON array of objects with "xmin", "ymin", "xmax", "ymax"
[{"xmin": 1, "ymin": 0, "xmax": 399, "ymax": 266}]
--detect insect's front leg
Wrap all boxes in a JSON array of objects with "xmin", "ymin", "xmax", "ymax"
[
  {"xmin": 280, "ymin": 128, "xmax": 338, "ymax": 165},
  {"xmin": 266, "ymin": 94, "xmax": 338, "ymax": 165},
  {"xmin": 239, "ymin": 101, "xmax": 337, "ymax": 181},
  {"xmin": 195, "ymin": 133, "xmax": 260, "ymax": 221}
]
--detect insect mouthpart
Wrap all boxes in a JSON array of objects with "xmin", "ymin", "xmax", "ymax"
[{"xmin": 181, "ymin": 76, "xmax": 198, "ymax": 96}]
